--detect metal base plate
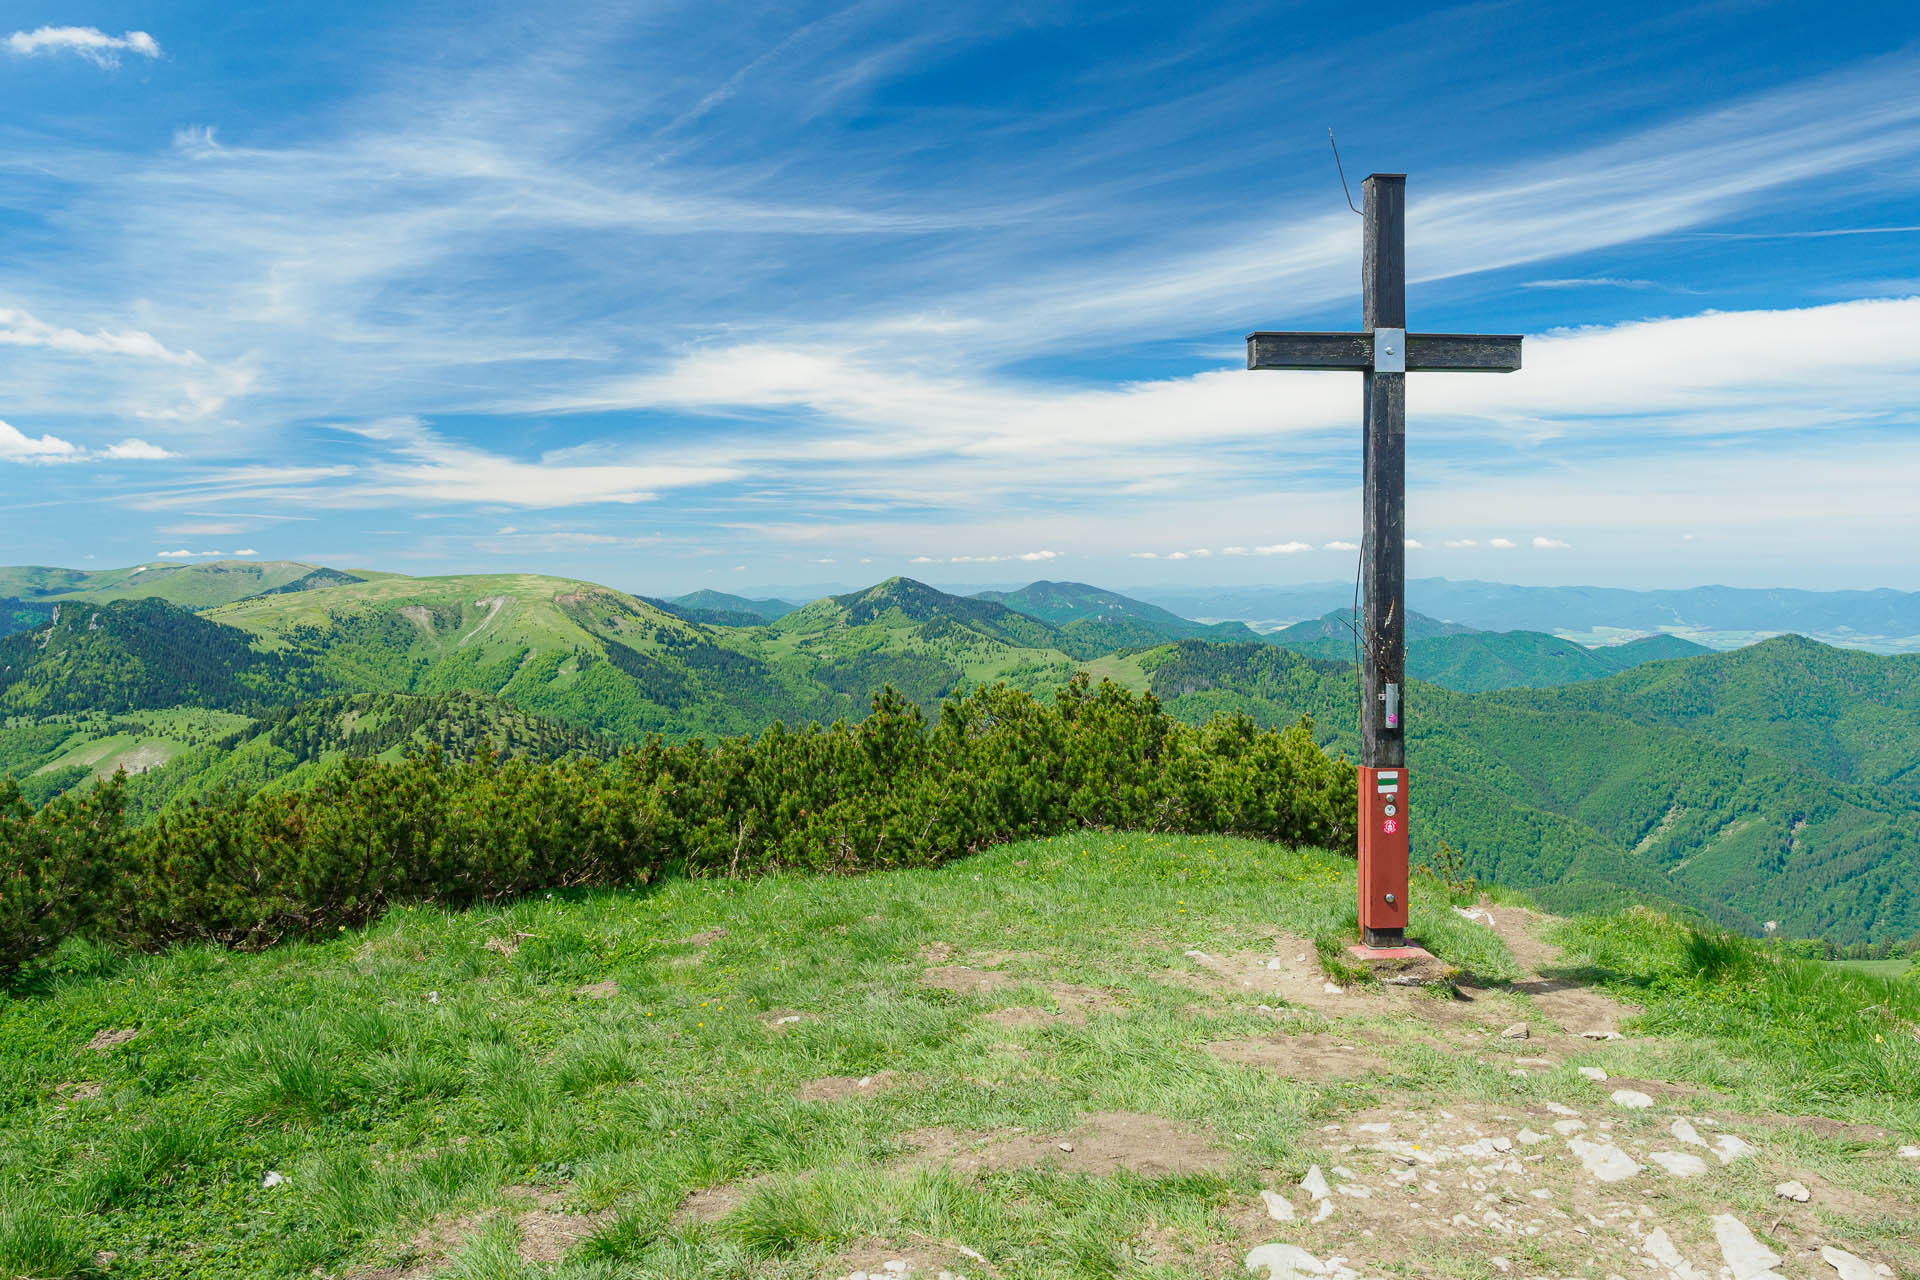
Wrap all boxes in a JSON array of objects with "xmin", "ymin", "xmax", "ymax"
[{"xmin": 1347, "ymin": 944, "xmax": 1434, "ymax": 962}]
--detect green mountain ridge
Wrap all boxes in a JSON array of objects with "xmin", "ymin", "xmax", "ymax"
[
  {"xmin": 973, "ymin": 580, "xmax": 1263, "ymax": 657},
  {"xmin": 3, "ymin": 564, "xmax": 1916, "ymax": 941}
]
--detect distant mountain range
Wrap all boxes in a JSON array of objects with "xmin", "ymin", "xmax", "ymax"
[
  {"xmin": 1136, "ymin": 579, "xmax": 1920, "ymax": 653},
  {"xmin": 4, "ymin": 560, "xmax": 1918, "ymax": 941}
]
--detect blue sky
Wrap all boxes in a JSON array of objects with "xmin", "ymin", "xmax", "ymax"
[{"xmin": 3, "ymin": 1, "xmax": 1918, "ymax": 596}]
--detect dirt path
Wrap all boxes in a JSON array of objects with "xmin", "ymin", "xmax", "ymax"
[{"xmin": 1457, "ymin": 900, "xmax": 1640, "ymax": 1037}]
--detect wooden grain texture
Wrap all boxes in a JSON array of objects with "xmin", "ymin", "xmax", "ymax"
[
  {"xmin": 1362, "ymin": 174, "xmax": 1405, "ymax": 331},
  {"xmin": 1406, "ymin": 332, "xmax": 1522, "ymax": 372},
  {"xmin": 1360, "ymin": 369, "xmax": 1407, "ymax": 772},
  {"xmin": 1246, "ymin": 331, "xmax": 1372, "ymax": 370}
]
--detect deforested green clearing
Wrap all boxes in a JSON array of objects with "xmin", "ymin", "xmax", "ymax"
[{"xmin": 4, "ymin": 835, "xmax": 1916, "ymax": 1280}]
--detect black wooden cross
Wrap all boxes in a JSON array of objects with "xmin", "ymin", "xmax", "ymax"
[{"xmin": 1247, "ymin": 173, "xmax": 1521, "ymax": 949}]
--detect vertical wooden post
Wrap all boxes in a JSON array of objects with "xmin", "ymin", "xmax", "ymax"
[{"xmin": 1359, "ymin": 173, "xmax": 1408, "ymax": 948}]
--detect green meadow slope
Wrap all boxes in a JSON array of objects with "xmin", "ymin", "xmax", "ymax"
[{"xmin": 2, "ymin": 834, "xmax": 1913, "ymax": 1280}]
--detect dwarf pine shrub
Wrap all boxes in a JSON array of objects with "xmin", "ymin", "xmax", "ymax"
[{"xmin": 2, "ymin": 677, "xmax": 1354, "ymax": 976}]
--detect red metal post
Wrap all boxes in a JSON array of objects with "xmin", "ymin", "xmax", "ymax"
[{"xmin": 1356, "ymin": 765, "xmax": 1409, "ymax": 940}]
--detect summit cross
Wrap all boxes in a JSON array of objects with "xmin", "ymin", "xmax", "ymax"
[{"xmin": 1246, "ymin": 172, "xmax": 1522, "ymax": 949}]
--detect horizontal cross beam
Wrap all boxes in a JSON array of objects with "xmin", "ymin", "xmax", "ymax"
[{"xmin": 1247, "ymin": 331, "xmax": 1523, "ymax": 373}]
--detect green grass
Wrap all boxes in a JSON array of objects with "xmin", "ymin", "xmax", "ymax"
[
  {"xmin": 4, "ymin": 835, "xmax": 1917, "ymax": 1279},
  {"xmin": 1827, "ymin": 957, "xmax": 1915, "ymax": 980}
]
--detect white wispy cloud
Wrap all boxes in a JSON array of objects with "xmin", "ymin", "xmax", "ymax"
[
  {"xmin": 1522, "ymin": 277, "xmax": 1670, "ymax": 290},
  {"xmin": 0, "ymin": 420, "xmax": 80, "ymax": 461},
  {"xmin": 1488, "ymin": 537, "xmax": 1517, "ymax": 549},
  {"xmin": 1443, "ymin": 538, "xmax": 1477, "ymax": 548},
  {"xmin": 1324, "ymin": 540, "xmax": 1358, "ymax": 552},
  {"xmin": 100, "ymin": 439, "xmax": 174, "ymax": 460},
  {"xmin": 7, "ymin": 26, "xmax": 160, "ymax": 67},
  {"xmin": 156, "ymin": 547, "xmax": 256, "ymax": 559},
  {"xmin": 1532, "ymin": 536, "xmax": 1571, "ymax": 549},
  {"xmin": 0, "ymin": 306, "xmax": 200, "ymax": 364}
]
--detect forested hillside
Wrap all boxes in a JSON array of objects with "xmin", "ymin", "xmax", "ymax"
[
  {"xmin": 974, "ymin": 580, "xmax": 1263, "ymax": 656},
  {"xmin": 1141, "ymin": 638, "xmax": 1919, "ymax": 941},
  {"xmin": 1267, "ymin": 609, "xmax": 1713, "ymax": 691},
  {"xmin": 3, "ymin": 562, "xmax": 1916, "ymax": 942}
]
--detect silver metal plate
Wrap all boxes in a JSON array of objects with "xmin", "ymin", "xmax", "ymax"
[{"xmin": 1373, "ymin": 328, "xmax": 1406, "ymax": 374}]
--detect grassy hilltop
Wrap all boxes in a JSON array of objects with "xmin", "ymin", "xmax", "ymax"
[{"xmin": 3, "ymin": 834, "xmax": 1914, "ymax": 1279}]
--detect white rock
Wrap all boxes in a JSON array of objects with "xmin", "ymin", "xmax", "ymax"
[
  {"xmin": 883, "ymin": 1263, "xmax": 909, "ymax": 1275},
  {"xmin": 1245, "ymin": 1243, "xmax": 1357, "ymax": 1279},
  {"xmin": 1516, "ymin": 1129, "xmax": 1549, "ymax": 1146},
  {"xmin": 776, "ymin": 1015, "xmax": 802, "ymax": 1025},
  {"xmin": 1544, "ymin": 1101, "xmax": 1580, "ymax": 1116},
  {"xmin": 1775, "ymin": 1180, "xmax": 1811, "ymax": 1202},
  {"xmin": 1260, "ymin": 1189, "xmax": 1296, "ymax": 1221},
  {"xmin": 1711, "ymin": 1215, "xmax": 1784, "ymax": 1280},
  {"xmin": 426, "ymin": 991, "xmax": 441, "ymax": 1004},
  {"xmin": 1552, "ymin": 1119, "xmax": 1588, "ymax": 1135},
  {"xmin": 1300, "ymin": 1165, "xmax": 1331, "ymax": 1200},
  {"xmin": 1490, "ymin": 1136, "xmax": 1513, "ymax": 1152},
  {"xmin": 1648, "ymin": 1150, "xmax": 1708, "ymax": 1177},
  {"xmin": 1185, "ymin": 949, "xmax": 1211, "ymax": 960},
  {"xmin": 1266, "ymin": 957, "xmax": 1283, "ymax": 969},
  {"xmin": 1057, "ymin": 1142, "xmax": 1074, "ymax": 1152},
  {"xmin": 1820, "ymin": 1246, "xmax": 1884, "ymax": 1280},
  {"xmin": 1335, "ymin": 1183, "xmax": 1371, "ymax": 1198},
  {"xmin": 1897, "ymin": 1145, "xmax": 1920, "ymax": 1160},
  {"xmin": 1501, "ymin": 1023, "xmax": 1529, "ymax": 1039},
  {"xmin": 1712, "ymin": 1133, "xmax": 1757, "ymax": 1164},
  {"xmin": 1581, "ymin": 1029, "xmax": 1623, "ymax": 1040},
  {"xmin": 1354, "ymin": 1122, "xmax": 1392, "ymax": 1134},
  {"xmin": 1312, "ymin": 1197, "xmax": 1334, "ymax": 1223},
  {"xmin": 1568, "ymin": 1137, "xmax": 1642, "ymax": 1183},
  {"xmin": 1643, "ymin": 1227, "xmax": 1711, "ymax": 1279},
  {"xmin": 261, "ymin": 1170, "xmax": 287, "ymax": 1188},
  {"xmin": 1670, "ymin": 1118, "xmax": 1707, "ymax": 1147},
  {"xmin": 1611, "ymin": 1089, "xmax": 1655, "ymax": 1109},
  {"xmin": 1322, "ymin": 982, "xmax": 1343, "ymax": 994},
  {"xmin": 1578, "ymin": 1066, "xmax": 1609, "ymax": 1081}
]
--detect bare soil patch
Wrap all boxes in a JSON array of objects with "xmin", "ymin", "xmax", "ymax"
[
  {"xmin": 52, "ymin": 1080, "xmax": 101, "ymax": 1103},
  {"xmin": 1203, "ymin": 1035, "xmax": 1387, "ymax": 1081},
  {"xmin": 574, "ymin": 979, "xmax": 617, "ymax": 999},
  {"xmin": 920, "ymin": 959, "xmax": 1123, "ymax": 1024},
  {"xmin": 681, "ymin": 927, "xmax": 728, "ymax": 947},
  {"xmin": 898, "ymin": 1111, "xmax": 1231, "ymax": 1179},
  {"xmin": 82, "ymin": 1027, "xmax": 139, "ymax": 1052},
  {"xmin": 759, "ymin": 1008, "xmax": 814, "ymax": 1032},
  {"xmin": 820, "ymin": 1239, "xmax": 984, "ymax": 1279},
  {"xmin": 673, "ymin": 1174, "xmax": 778, "ymax": 1223},
  {"xmin": 1455, "ymin": 903, "xmax": 1640, "ymax": 1036},
  {"xmin": 797, "ymin": 1070, "xmax": 900, "ymax": 1102}
]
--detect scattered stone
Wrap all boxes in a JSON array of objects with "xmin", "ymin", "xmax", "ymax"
[
  {"xmin": 1568, "ymin": 1137, "xmax": 1642, "ymax": 1183},
  {"xmin": 1711, "ymin": 1214, "xmax": 1784, "ymax": 1280},
  {"xmin": 1311, "ymin": 1197, "xmax": 1334, "ymax": 1223},
  {"xmin": 1552, "ymin": 1119, "xmax": 1587, "ymax": 1135},
  {"xmin": 1820, "ymin": 1246, "xmax": 1887, "ymax": 1280},
  {"xmin": 1245, "ymin": 1242, "xmax": 1359, "ymax": 1279},
  {"xmin": 83, "ymin": 1028, "xmax": 139, "ymax": 1052},
  {"xmin": 1643, "ymin": 1227, "xmax": 1711, "ymax": 1280},
  {"xmin": 1185, "ymin": 949, "xmax": 1212, "ymax": 961},
  {"xmin": 1712, "ymin": 1133, "xmax": 1757, "ymax": 1164},
  {"xmin": 1516, "ymin": 1129, "xmax": 1548, "ymax": 1146},
  {"xmin": 1501, "ymin": 1023, "xmax": 1529, "ymax": 1040},
  {"xmin": 1056, "ymin": 1142, "xmax": 1074, "ymax": 1153},
  {"xmin": 1897, "ymin": 1145, "xmax": 1920, "ymax": 1160},
  {"xmin": 1610, "ymin": 1089, "xmax": 1654, "ymax": 1109},
  {"xmin": 1581, "ymin": 1030, "xmax": 1623, "ymax": 1040},
  {"xmin": 1544, "ymin": 1101, "xmax": 1580, "ymax": 1117},
  {"xmin": 1259, "ymin": 1189, "xmax": 1296, "ymax": 1222},
  {"xmin": 1578, "ymin": 1066, "xmax": 1608, "ymax": 1081},
  {"xmin": 1670, "ymin": 1118, "xmax": 1708, "ymax": 1147},
  {"xmin": 262, "ymin": 1171, "xmax": 287, "ymax": 1188},
  {"xmin": 1774, "ymin": 1180, "xmax": 1811, "ymax": 1202},
  {"xmin": 426, "ymin": 991, "xmax": 441, "ymax": 1004},
  {"xmin": 1321, "ymin": 982, "xmax": 1342, "ymax": 994},
  {"xmin": 1648, "ymin": 1151, "xmax": 1708, "ymax": 1178},
  {"xmin": 1300, "ymin": 1165, "xmax": 1331, "ymax": 1201}
]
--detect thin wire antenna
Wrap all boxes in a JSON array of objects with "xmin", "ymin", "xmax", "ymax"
[{"xmin": 1329, "ymin": 128, "xmax": 1361, "ymax": 215}]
